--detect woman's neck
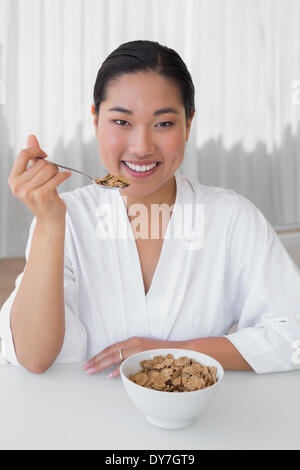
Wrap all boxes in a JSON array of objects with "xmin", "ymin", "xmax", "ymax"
[{"xmin": 120, "ymin": 175, "xmax": 177, "ymax": 215}]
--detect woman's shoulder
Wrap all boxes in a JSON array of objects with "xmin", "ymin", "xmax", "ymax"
[
  {"xmin": 179, "ymin": 173, "xmax": 265, "ymax": 224},
  {"xmin": 180, "ymin": 174, "xmax": 242, "ymax": 207}
]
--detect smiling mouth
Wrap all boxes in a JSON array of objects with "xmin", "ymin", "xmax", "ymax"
[{"xmin": 121, "ymin": 161, "xmax": 161, "ymax": 173}]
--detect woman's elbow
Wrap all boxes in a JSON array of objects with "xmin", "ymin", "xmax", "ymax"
[
  {"xmin": 19, "ymin": 358, "xmax": 55, "ymax": 374},
  {"xmin": 30, "ymin": 364, "xmax": 51, "ymax": 374}
]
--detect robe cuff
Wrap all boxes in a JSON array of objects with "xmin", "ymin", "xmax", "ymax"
[{"xmin": 223, "ymin": 327, "xmax": 286, "ymax": 374}]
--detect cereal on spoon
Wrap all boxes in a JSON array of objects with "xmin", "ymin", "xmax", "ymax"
[{"xmin": 94, "ymin": 174, "xmax": 130, "ymax": 188}]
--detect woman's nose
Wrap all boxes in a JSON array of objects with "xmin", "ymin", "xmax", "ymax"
[{"xmin": 129, "ymin": 128, "xmax": 155, "ymax": 157}]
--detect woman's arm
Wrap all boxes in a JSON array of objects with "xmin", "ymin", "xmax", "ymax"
[
  {"xmin": 6, "ymin": 135, "xmax": 71, "ymax": 373},
  {"xmin": 10, "ymin": 219, "xmax": 66, "ymax": 373},
  {"xmin": 184, "ymin": 337, "xmax": 253, "ymax": 370},
  {"xmin": 81, "ymin": 336, "xmax": 253, "ymax": 377}
]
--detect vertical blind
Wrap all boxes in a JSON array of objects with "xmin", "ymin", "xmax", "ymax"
[{"xmin": 0, "ymin": 0, "xmax": 299, "ymax": 256}]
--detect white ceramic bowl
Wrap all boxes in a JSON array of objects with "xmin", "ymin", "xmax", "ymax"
[{"xmin": 120, "ymin": 348, "xmax": 224, "ymax": 429}]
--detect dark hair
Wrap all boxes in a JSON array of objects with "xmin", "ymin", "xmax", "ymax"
[{"xmin": 93, "ymin": 40, "xmax": 195, "ymax": 126}]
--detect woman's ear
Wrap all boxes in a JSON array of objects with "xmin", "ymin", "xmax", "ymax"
[
  {"xmin": 91, "ymin": 104, "xmax": 98, "ymax": 137},
  {"xmin": 186, "ymin": 110, "xmax": 195, "ymax": 142}
]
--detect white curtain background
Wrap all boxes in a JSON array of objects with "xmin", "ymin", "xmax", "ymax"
[{"xmin": 0, "ymin": 0, "xmax": 300, "ymax": 257}]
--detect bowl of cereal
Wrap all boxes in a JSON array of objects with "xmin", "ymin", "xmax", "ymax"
[{"xmin": 120, "ymin": 348, "xmax": 224, "ymax": 429}]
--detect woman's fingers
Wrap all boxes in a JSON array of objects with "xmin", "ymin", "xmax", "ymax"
[
  {"xmin": 19, "ymin": 158, "xmax": 51, "ymax": 183},
  {"xmin": 40, "ymin": 170, "xmax": 72, "ymax": 191},
  {"xmin": 83, "ymin": 337, "xmax": 145, "ymax": 375},
  {"xmin": 8, "ymin": 134, "xmax": 71, "ymax": 221},
  {"xmin": 83, "ymin": 350, "xmax": 122, "ymax": 374},
  {"xmin": 27, "ymin": 134, "xmax": 40, "ymax": 149},
  {"xmin": 13, "ymin": 162, "xmax": 57, "ymax": 196},
  {"xmin": 84, "ymin": 340, "xmax": 131, "ymax": 367},
  {"xmin": 23, "ymin": 161, "xmax": 58, "ymax": 189},
  {"xmin": 82, "ymin": 337, "xmax": 174, "ymax": 379},
  {"xmin": 12, "ymin": 134, "xmax": 47, "ymax": 179},
  {"xmin": 27, "ymin": 135, "xmax": 43, "ymax": 169},
  {"xmin": 9, "ymin": 147, "xmax": 47, "ymax": 180},
  {"xmin": 107, "ymin": 366, "xmax": 121, "ymax": 379},
  {"xmin": 83, "ymin": 347, "xmax": 135, "ymax": 375}
]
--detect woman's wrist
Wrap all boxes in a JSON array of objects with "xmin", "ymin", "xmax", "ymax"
[
  {"xmin": 36, "ymin": 215, "xmax": 66, "ymax": 232},
  {"xmin": 166, "ymin": 339, "xmax": 193, "ymax": 350},
  {"xmin": 181, "ymin": 336, "xmax": 253, "ymax": 370}
]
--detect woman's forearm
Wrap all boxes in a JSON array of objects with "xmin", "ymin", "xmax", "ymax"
[
  {"xmin": 183, "ymin": 337, "xmax": 253, "ymax": 370},
  {"xmin": 10, "ymin": 218, "xmax": 66, "ymax": 373}
]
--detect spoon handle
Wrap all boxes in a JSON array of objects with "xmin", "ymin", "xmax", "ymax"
[
  {"xmin": 36, "ymin": 158, "xmax": 94, "ymax": 182},
  {"xmin": 35, "ymin": 157, "xmax": 127, "ymax": 190}
]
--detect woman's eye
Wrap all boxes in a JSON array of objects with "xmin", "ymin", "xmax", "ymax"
[
  {"xmin": 114, "ymin": 120, "xmax": 130, "ymax": 126},
  {"xmin": 156, "ymin": 121, "xmax": 173, "ymax": 128},
  {"xmin": 113, "ymin": 120, "xmax": 173, "ymax": 128}
]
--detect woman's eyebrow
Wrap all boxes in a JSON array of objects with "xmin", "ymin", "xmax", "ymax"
[{"xmin": 108, "ymin": 106, "xmax": 179, "ymax": 116}]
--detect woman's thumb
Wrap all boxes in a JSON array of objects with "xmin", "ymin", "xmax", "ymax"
[{"xmin": 27, "ymin": 134, "xmax": 40, "ymax": 149}]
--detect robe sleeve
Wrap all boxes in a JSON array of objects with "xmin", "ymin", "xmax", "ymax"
[
  {"xmin": 223, "ymin": 195, "xmax": 300, "ymax": 374},
  {"xmin": 0, "ymin": 216, "xmax": 87, "ymax": 366}
]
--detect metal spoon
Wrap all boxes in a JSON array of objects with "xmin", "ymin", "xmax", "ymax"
[{"xmin": 36, "ymin": 158, "xmax": 129, "ymax": 189}]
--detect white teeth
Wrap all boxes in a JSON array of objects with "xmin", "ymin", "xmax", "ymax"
[{"xmin": 124, "ymin": 161, "xmax": 158, "ymax": 172}]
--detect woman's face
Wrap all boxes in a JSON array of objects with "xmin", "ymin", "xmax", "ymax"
[{"xmin": 92, "ymin": 71, "xmax": 194, "ymax": 196}]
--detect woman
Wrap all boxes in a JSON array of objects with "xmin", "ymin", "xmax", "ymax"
[{"xmin": 1, "ymin": 40, "xmax": 300, "ymax": 377}]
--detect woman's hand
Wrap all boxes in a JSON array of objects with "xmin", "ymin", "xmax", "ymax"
[
  {"xmin": 7, "ymin": 135, "xmax": 72, "ymax": 224},
  {"xmin": 82, "ymin": 336, "xmax": 189, "ymax": 378}
]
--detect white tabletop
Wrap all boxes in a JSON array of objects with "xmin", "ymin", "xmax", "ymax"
[{"xmin": 0, "ymin": 364, "xmax": 299, "ymax": 450}]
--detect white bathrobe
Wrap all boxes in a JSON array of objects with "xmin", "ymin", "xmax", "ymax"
[{"xmin": 1, "ymin": 173, "xmax": 300, "ymax": 373}]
